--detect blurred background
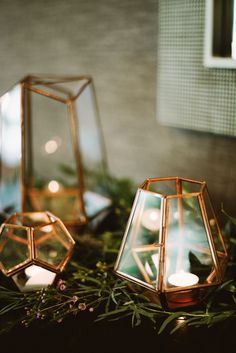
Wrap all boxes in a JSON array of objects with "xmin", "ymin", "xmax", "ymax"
[{"xmin": 0, "ymin": 0, "xmax": 236, "ymax": 219}]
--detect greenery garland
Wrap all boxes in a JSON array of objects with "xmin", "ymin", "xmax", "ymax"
[{"xmin": 0, "ymin": 176, "xmax": 236, "ymax": 335}]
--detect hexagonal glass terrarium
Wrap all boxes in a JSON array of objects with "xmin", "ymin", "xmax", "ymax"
[
  {"xmin": 0, "ymin": 75, "xmax": 111, "ymax": 226},
  {"xmin": 114, "ymin": 177, "xmax": 228, "ymax": 309},
  {"xmin": 0, "ymin": 211, "xmax": 75, "ymax": 292}
]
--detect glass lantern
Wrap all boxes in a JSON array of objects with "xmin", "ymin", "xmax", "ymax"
[
  {"xmin": 114, "ymin": 177, "xmax": 228, "ymax": 309},
  {"xmin": 0, "ymin": 75, "xmax": 111, "ymax": 226},
  {"xmin": 0, "ymin": 211, "xmax": 75, "ymax": 292}
]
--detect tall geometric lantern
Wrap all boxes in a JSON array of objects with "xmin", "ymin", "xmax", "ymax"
[
  {"xmin": 0, "ymin": 75, "xmax": 111, "ymax": 226},
  {"xmin": 115, "ymin": 177, "xmax": 228, "ymax": 309}
]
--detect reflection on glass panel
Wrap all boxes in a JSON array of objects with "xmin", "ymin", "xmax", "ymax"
[
  {"xmin": 74, "ymin": 83, "xmax": 110, "ymax": 217},
  {"xmin": 164, "ymin": 196, "xmax": 218, "ymax": 289},
  {"xmin": 30, "ymin": 92, "xmax": 78, "ymax": 188},
  {"xmin": 181, "ymin": 180, "xmax": 202, "ymax": 194},
  {"xmin": 202, "ymin": 186, "xmax": 227, "ymax": 271},
  {"xmin": 0, "ymin": 85, "xmax": 21, "ymax": 211},
  {"xmin": 75, "ymin": 84, "xmax": 106, "ymax": 185},
  {"xmin": 148, "ymin": 179, "xmax": 176, "ymax": 196},
  {"xmin": 8, "ymin": 212, "xmax": 50, "ymax": 227},
  {"xmin": 24, "ymin": 90, "xmax": 84, "ymax": 223},
  {"xmin": 34, "ymin": 221, "xmax": 70, "ymax": 267},
  {"xmin": 0, "ymin": 226, "xmax": 29, "ymax": 270},
  {"xmin": 117, "ymin": 189, "xmax": 162, "ymax": 289}
]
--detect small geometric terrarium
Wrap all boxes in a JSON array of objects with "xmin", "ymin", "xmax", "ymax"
[
  {"xmin": 114, "ymin": 177, "xmax": 228, "ymax": 309},
  {"xmin": 0, "ymin": 211, "xmax": 75, "ymax": 292},
  {"xmin": 0, "ymin": 75, "xmax": 111, "ymax": 226}
]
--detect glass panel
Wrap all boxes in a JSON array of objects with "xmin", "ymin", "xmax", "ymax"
[
  {"xmin": 202, "ymin": 187, "xmax": 227, "ymax": 270},
  {"xmin": 117, "ymin": 190, "xmax": 162, "ymax": 289},
  {"xmin": 164, "ymin": 196, "xmax": 218, "ymax": 289},
  {"xmin": 24, "ymin": 88, "xmax": 85, "ymax": 224},
  {"xmin": 30, "ymin": 91, "xmax": 78, "ymax": 188},
  {"xmin": 29, "ymin": 76, "xmax": 88, "ymax": 101},
  {"xmin": 0, "ymin": 226, "xmax": 29, "ymax": 271},
  {"xmin": 8, "ymin": 212, "xmax": 50, "ymax": 227},
  {"xmin": 0, "ymin": 84, "xmax": 21, "ymax": 212},
  {"xmin": 30, "ymin": 192, "xmax": 83, "ymax": 223},
  {"xmin": 133, "ymin": 247, "xmax": 160, "ymax": 284},
  {"xmin": 148, "ymin": 179, "xmax": 177, "ymax": 196},
  {"xmin": 181, "ymin": 180, "xmax": 202, "ymax": 194},
  {"xmin": 12, "ymin": 265, "xmax": 56, "ymax": 292},
  {"xmin": 34, "ymin": 221, "xmax": 70, "ymax": 267},
  {"xmin": 74, "ymin": 82, "xmax": 111, "ymax": 218}
]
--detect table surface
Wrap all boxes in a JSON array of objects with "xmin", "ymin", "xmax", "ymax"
[{"xmin": 0, "ymin": 315, "xmax": 235, "ymax": 353}]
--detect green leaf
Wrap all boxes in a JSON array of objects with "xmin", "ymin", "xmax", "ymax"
[
  {"xmin": 206, "ymin": 280, "xmax": 234, "ymax": 312},
  {"xmin": 221, "ymin": 207, "xmax": 236, "ymax": 226},
  {"xmin": 96, "ymin": 307, "xmax": 128, "ymax": 320},
  {"xmin": 58, "ymin": 164, "xmax": 76, "ymax": 176},
  {"xmin": 169, "ymin": 317, "xmax": 198, "ymax": 334},
  {"xmin": 158, "ymin": 312, "xmax": 188, "ymax": 334}
]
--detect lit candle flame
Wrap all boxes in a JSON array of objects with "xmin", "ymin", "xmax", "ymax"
[
  {"xmin": 44, "ymin": 139, "xmax": 58, "ymax": 154},
  {"xmin": 48, "ymin": 180, "xmax": 60, "ymax": 193},
  {"xmin": 141, "ymin": 208, "xmax": 160, "ymax": 232}
]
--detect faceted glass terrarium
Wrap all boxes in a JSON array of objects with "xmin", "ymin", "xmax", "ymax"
[
  {"xmin": 0, "ymin": 75, "xmax": 111, "ymax": 226},
  {"xmin": 0, "ymin": 211, "xmax": 75, "ymax": 292},
  {"xmin": 115, "ymin": 177, "xmax": 228, "ymax": 309}
]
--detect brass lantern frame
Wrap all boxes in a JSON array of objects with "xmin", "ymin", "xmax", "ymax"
[
  {"xmin": 0, "ymin": 75, "xmax": 108, "ymax": 226},
  {"xmin": 114, "ymin": 177, "xmax": 228, "ymax": 309},
  {"xmin": 0, "ymin": 211, "xmax": 75, "ymax": 278}
]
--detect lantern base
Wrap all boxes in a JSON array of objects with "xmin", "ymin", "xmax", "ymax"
[
  {"xmin": 162, "ymin": 289, "xmax": 200, "ymax": 309},
  {"xmin": 126, "ymin": 281, "xmax": 215, "ymax": 310}
]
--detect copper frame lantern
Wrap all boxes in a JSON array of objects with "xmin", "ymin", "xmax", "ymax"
[
  {"xmin": 114, "ymin": 177, "xmax": 228, "ymax": 309},
  {"xmin": 0, "ymin": 75, "xmax": 111, "ymax": 226},
  {"xmin": 0, "ymin": 211, "xmax": 75, "ymax": 292}
]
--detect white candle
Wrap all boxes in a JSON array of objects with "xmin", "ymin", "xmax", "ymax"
[
  {"xmin": 141, "ymin": 208, "xmax": 160, "ymax": 232},
  {"xmin": 168, "ymin": 270, "xmax": 199, "ymax": 287},
  {"xmin": 25, "ymin": 264, "xmax": 44, "ymax": 277},
  {"xmin": 24, "ymin": 265, "xmax": 56, "ymax": 290}
]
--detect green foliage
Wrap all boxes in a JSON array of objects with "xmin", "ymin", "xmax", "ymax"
[{"xmin": 0, "ymin": 179, "xmax": 236, "ymax": 335}]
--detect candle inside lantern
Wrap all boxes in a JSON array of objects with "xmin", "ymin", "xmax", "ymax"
[
  {"xmin": 44, "ymin": 139, "xmax": 59, "ymax": 154},
  {"xmin": 48, "ymin": 180, "xmax": 60, "ymax": 193},
  {"xmin": 24, "ymin": 265, "xmax": 56, "ymax": 290},
  {"xmin": 168, "ymin": 270, "xmax": 199, "ymax": 287},
  {"xmin": 141, "ymin": 208, "xmax": 160, "ymax": 232}
]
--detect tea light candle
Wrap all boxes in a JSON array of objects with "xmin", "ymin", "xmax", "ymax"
[
  {"xmin": 168, "ymin": 270, "xmax": 199, "ymax": 287},
  {"xmin": 25, "ymin": 265, "xmax": 56, "ymax": 290},
  {"xmin": 48, "ymin": 180, "xmax": 60, "ymax": 193},
  {"xmin": 141, "ymin": 208, "xmax": 160, "ymax": 232}
]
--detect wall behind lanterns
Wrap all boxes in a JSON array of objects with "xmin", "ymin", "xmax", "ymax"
[
  {"xmin": 157, "ymin": 0, "xmax": 236, "ymax": 136},
  {"xmin": 0, "ymin": 0, "xmax": 236, "ymax": 220}
]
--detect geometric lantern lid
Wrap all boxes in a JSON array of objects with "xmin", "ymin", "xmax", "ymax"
[
  {"xmin": 0, "ymin": 75, "xmax": 111, "ymax": 226},
  {"xmin": 114, "ymin": 177, "xmax": 228, "ymax": 309},
  {"xmin": 0, "ymin": 211, "xmax": 75, "ymax": 292}
]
